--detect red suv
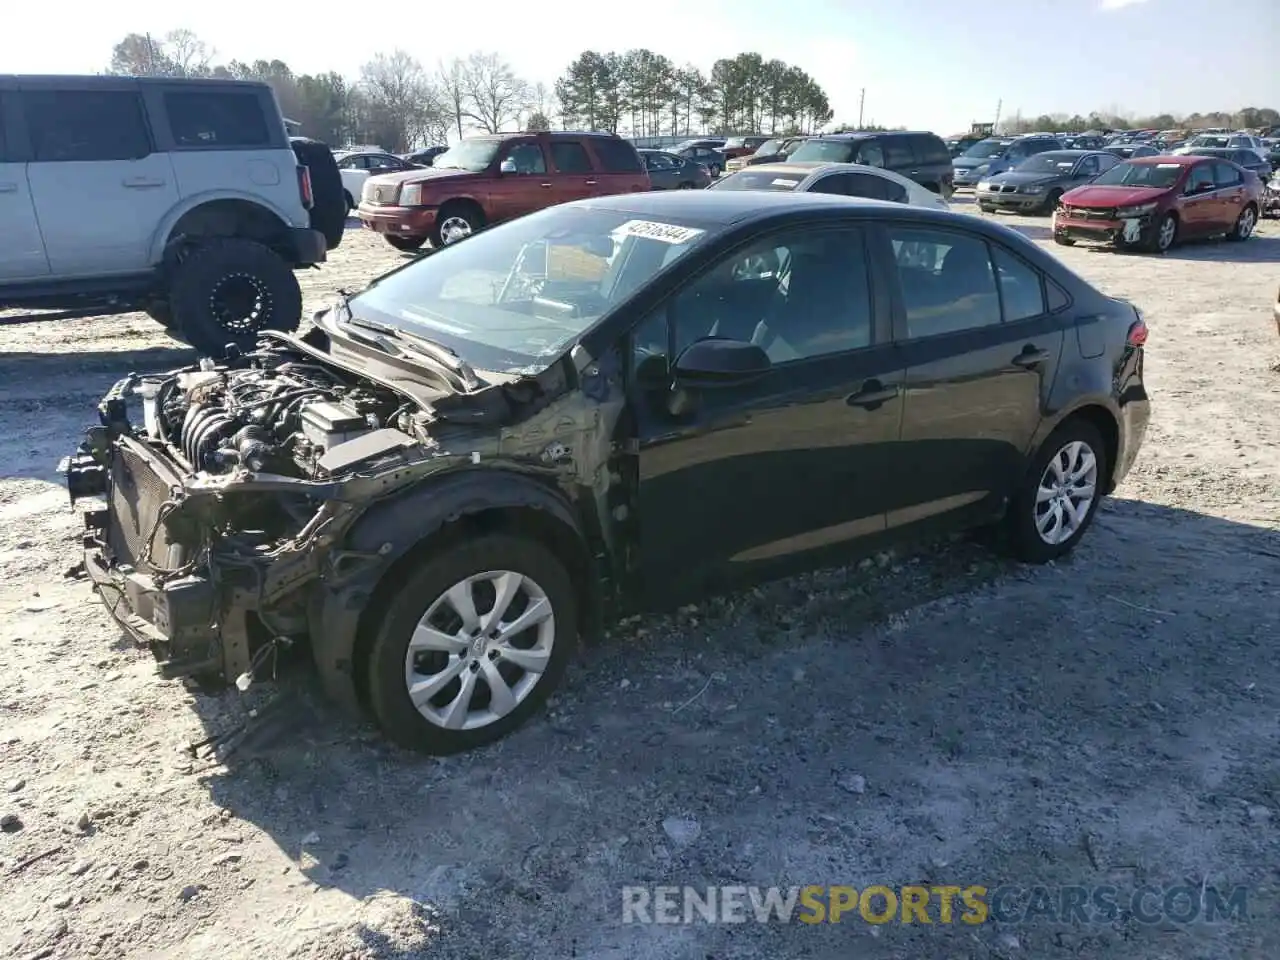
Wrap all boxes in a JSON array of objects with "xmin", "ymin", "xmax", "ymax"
[
  {"xmin": 1054, "ymin": 154, "xmax": 1263, "ymax": 253},
  {"xmin": 357, "ymin": 131, "xmax": 651, "ymax": 250}
]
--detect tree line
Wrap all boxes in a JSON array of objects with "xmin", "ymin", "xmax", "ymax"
[{"xmin": 999, "ymin": 106, "xmax": 1280, "ymax": 136}]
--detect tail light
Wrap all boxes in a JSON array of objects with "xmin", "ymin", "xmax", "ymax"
[
  {"xmin": 297, "ymin": 165, "xmax": 314, "ymax": 209},
  {"xmin": 1127, "ymin": 318, "xmax": 1148, "ymax": 347}
]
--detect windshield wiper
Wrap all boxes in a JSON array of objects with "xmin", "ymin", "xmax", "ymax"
[{"xmin": 338, "ymin": 311, "xmax": 481, "ymax": 393}]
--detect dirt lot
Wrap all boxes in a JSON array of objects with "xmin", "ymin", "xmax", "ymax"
[{"xmin": 1, "ymin": 209, "xmax": 1278, "ymax": 960}]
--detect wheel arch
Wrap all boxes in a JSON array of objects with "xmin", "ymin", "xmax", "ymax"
[
  {"xmin": 309, "ymin": 468, "xmax": 601, "ymax": 713},
  {"xmin": 150, "ymin": 193, "xmax": 299, "ymax": 265},
  {"xmin": 1035, "ymin": 401, "xmax": 1121, "ymax": 494},
  {"xmin": 437, "ymin": 195, "xmax": 487, "ymax": 223}
]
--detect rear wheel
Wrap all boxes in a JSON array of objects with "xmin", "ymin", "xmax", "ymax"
[
  {"xmin": 1053, "ymin": 234, "xmax": 1076, "ymax": 246},
  {"xmin": 1227, "ymin": 204, "xmax": 1257, "ymax": 241},
  {"xmin": 678, "ymin": 181, "xmax": 696, "ymax": 189},
  {"xmin": 365, "ymin": 534, "xmax": 578, "ymax": 754},
  {"xmin": 385, "ymin": 235, "xmax": 427, "ymax": 252},
  {"xmin": 167, "ymin": 238, "xmax": 302, "ymax": 357},
  {"xmin": 344, "ymin": 191, "xmax": 355, "ymax": 215},
  {"xmin": 1005, "ymin": 419, "xmax": 1108, "ymax": 563}
]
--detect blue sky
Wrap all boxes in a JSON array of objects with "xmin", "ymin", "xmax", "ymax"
[{"xmin": 7, "ymin": 0, "xmax": 1278, "ymax": 134}]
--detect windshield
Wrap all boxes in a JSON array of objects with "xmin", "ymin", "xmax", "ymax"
[
  {"xmin": 1091, "ymin": 161, "xmax": 1183, "ymax": 189},
  {"xmin": 754, "ymin": 138, "xmax": 781, "ymax": 155},
  {"xmin": 960, "ymin": 138, "xmax": 1010, "ymax": 159},
  {"xmin": 788, "ymin": 139, "xmax": 856, "ymax": 163},
  {"xmin": 710, "ymin": 170, "xmax": 803, "ymax": 192},
  {"xmin": 348, "ymin": 206, "xmax": 712, "ymax": 374},
  {"xmin": 1014, "ymin": 153, "xmax": 1080, "ymax": 174},
  {"xmin": 431, "ymin": 139, "xmax": 501, "ymax": 172},
  {"xmin": 722, "ymin": 137, "xmax": 746, "ymax": 149},
  {"xmin": 1189, "ymin": 135, "xmax": 1229, "ymax": 149}
]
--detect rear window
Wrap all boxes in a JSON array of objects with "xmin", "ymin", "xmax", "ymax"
[
  {"xmin": 711, "ymin": 170, "xmax": 804, "ymax": 192},
  {"xmin": 164, "ymin": 91, "xmax": 270, "ymax": 148},
  {"xmin": 550, "ymin": 140, "xmax": 592, "ymax": 173},
  {"xmin": 588, "ymin": 136, "xmax": 643, "ymax": 173},
  {"xmin": 909, "ymin": 133, "xmax": 950, "ymax": 165}
]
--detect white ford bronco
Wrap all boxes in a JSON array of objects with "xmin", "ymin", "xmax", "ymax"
[{"xmin": 0, "ymin": 75, "xmax": 345, "ymax": 356}]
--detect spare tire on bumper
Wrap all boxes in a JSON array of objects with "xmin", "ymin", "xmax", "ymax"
[{"xmin": 168, "ymin": 238, "xmax": 303, "ymax": 358}]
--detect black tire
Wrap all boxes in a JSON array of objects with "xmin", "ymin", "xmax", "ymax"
[
  {"xmin": 1144, "ymin": 212, "xmax": 1178, "ymax": 253},
  {"xmin": 979, "ymin": 203, "xmax": 996, "ymax": 214},
  {"xmin": 1041, "ymin": 190, "xmax": 1063, "ymax": 216},
  {"xmin": 365, "ymin": 533, "xmax": 578, "ymax": 755},
  {"xmin": 167, "ymin": 238, "xmax": 302, "ymax": 358},
  {"xmin": 385, "ymin": 235, "xmax": 428, "ymax": 252},
  {"xmin": 678, "ymin": 181, "xmax": 696, "ymax": 189},
  {"xmin": 344, "ymin": 191, "xmax": 355, "ymax": 215},
  {"xmin": 145, "ymin": 301, "xmax": 175, "ymax": 330},
  {"xmin": 429, "ymin": 203, "xmax": 484, "ymax": 248},
  {"xmin": 1226, "ymin": 203, "xmax": 1258, "ymax": 241},
  {"xmin": 1004, "ymin": 418, "xmax": 1108, "ymax": 564},
  {"xmin": 1053, "ymin": 234, "xmax": 1076, "ymax": 246},
  {"xmin": 290, "ymin": 137, "xmax": 345, "ymax": 251}
]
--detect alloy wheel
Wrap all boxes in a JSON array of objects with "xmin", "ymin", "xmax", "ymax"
[
  {"xmin": 1033, "ymin": 440, "xmax": 1098, "ymax": 545},
  {"xmin": 403, "ymin": 570, "xmax": 556, "ymax": 731},
  {"xmin": 208, "ymin": 272, "xmax": 272, "ymax": 333},
  {"xmin": 1236, "ymin": 207, "xmax": 1256, "ymax": 239},
  {"xmin": 1157, "ymin": 216, "xmax": 1177, "ymax": 251},
  {"xmin": 438, "ymin": 216, "xmax": 474, "ymax": 245}
]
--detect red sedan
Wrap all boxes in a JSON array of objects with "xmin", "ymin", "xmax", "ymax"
[{"xmin": 1053, "ymin": 155, "xmax": 1263, "ymax": 253}]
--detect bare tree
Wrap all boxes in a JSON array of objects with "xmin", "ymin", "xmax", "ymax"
[
  {"xmin": 461, "ymin": 52, "xmax": 530, "ymax": 133},
  {"xmin": 164, "ymin": 29, "xmax": 214, "ymax": 77},
  {"xmin": 437, "ymin": 59, "xmax": 468, "ymax": 141},
  {"xmin": 360, "ymin": 50, "xmax": 447, "ymax": 151}
]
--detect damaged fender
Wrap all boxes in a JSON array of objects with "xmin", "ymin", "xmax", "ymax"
[{"xmin": 308, "ymin": 467, "xmax": 599, "ymax": 713}]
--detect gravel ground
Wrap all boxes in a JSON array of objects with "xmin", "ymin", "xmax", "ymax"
[{"xmin": 1, "ymin": 210, "xmax": 1278, "ymax": 960}]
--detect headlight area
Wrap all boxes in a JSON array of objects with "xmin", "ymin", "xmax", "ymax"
[{"xmin": 1116, "ymin": 202, "xmax": 1158, "ymax": 218}]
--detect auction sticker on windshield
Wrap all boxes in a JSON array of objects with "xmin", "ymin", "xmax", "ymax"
[
  {"xmin": 615, "ymin": 220, "xmax": 706, "ymax": 244},
  {"xmin": 1157, "ymin": 163, "xmax": 1182, "ymax": 168},
  {"xmin": 772, "ymin": 178, "xmax": 802, "ymax": 187}
]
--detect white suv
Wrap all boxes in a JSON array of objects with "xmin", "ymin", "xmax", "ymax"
[{"xmin": 0, "ymin": 75, "xmax": 341, "ymax": 355}]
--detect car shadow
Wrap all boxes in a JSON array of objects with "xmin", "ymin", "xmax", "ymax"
[
  {"xmin": 1002, "ymin": 223, "xmax": 1055, "ymax": 242},
  {"xmin": 1162, "ymin": 234, "xmax": 1280, "ymax": 263},
  {"xmin": 171, "ymin": 498, "xmax": 1280, "ymax": 955}
]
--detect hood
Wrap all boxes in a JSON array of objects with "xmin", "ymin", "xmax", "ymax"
[
  {"xmin": 366, "ymin": 166, "xmax": 483, "ymax": 188},
  {"xmin": 954, "ymin": 155, "xmax": 1004, "ymax": 170},
  {"xmin": 987, "ymin": 170, "xmax": 1068, "ymax": 187},
  {"xmin": 1061, "ymin": 184, "xmax": 1170, "ymax": 207}
]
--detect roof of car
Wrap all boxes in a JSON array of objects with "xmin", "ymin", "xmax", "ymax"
[
  {"xmin": 0, "ymin": 74, "xmax": 272, "ymax": 92},
  {"xmin": 1128, "ymin": 154, "xmax": 1202, "ymax": 165},
  {"xmin": 576, "ymin": 187, "xmax": 931, "ymax": 226},
  {"xmin": 813, "ymin": 130, "xmax": 939, "ymax": 140}
]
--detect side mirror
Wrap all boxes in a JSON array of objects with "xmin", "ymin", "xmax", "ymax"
[
  {"xmin": 499, "ymin": 158, "xmax": 517, "ymax": 174},
  {"xmin": 672, "ymin": 338, "xmax": 771, "ymax": 388}
]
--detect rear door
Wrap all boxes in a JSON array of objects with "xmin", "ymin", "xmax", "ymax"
[
  {"xmin": 852, "ymin": 138, "xmax": 885, "ymax": 168},
  {"xmin": 876, "ymin": 221, "xmax": 1065, "ymax": 533},
  {"xmin": 1210, "ymin": 160, "xmax": 1248, "ymax": 229},
  {"xmin": 882, "ymin": 135, "xmax": 916, "ymax": 178},
  {"xmin": 21, "ymin": 80, "xmax": 178, "ymax": 276},
  {"xmin": 584, "ymin": 135, "xmax": 649, "ymax": 196},
  {"xmin": 0, "ymin": 88, "xmax": 50, "ymax": 280},
  {"xmin": 547, "ymin": 137, "xmax": 598, "ymax": 203}
]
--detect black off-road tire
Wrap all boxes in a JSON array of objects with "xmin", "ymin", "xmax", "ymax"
[
  {"xmin": 167, "ymin": 238, "xmax": 303, "ymax": 358},
  {"xmin": 385, "ymin": 235, "xmax": 428, "ymax": 252},
  {"xmin": 365, "ymin": 534, "xmax": 579, "ymax": 755},
  {"xmin": 344, "ymin": 191, "xmax": 355, "ymax": 215},
  {"xmin": 290, "ymin": 137, "xmax": 345, "ymax": 251},
  {"xmin": 1004, "ymin": 418, "xmax": 1109, "ymax": 564},
  {"xmin": 145, "ymin": 301, "xmax": 175, "ymax": 330}
]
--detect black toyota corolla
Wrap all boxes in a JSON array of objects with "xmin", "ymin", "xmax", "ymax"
[{"xmin": 63, "ymin": 191, "xmax": 1150, "ymax": 755}]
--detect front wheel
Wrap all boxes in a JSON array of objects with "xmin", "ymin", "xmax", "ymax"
[
  {"xmin": 1227, "ymin": 204, "xmax": 1257, "ymax": 241},
  {"xmin": 344, "ymin": 191, "xmax": 355, "ymax": 216},
  {"xmin": 430, "ymin": 205, "xmax": 484, "ymax": 247},
  {"xmin": 385, "ymin": 235, "xmax": 427, "ymax": 252},
  {"xmin": 365, "ymin": 534, "xmax": 578, "ymax": 755},
  {"xmin": 1040, "ymin": 190, "xmax": 1062, "ymax": 215},
  {"xmin": 1053, "ymin": 234, "xmax": 1076, "ymax": 246},
  {"xmin": 979, "ymin": 203, "xmax": 996, "ymax": 214},
  {"xmin": 1004, "ymin": 420, "xmax": 1108, "ymax": 563},
  {"xmin": 1145, "ymin": 212, "xmax": 1178, "ymax": 253}
]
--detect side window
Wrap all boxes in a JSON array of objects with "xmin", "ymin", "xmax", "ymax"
[
  {"xmin": 550, "ymin": 140, "xmax": 592, "ymax": 173},
  {"xmin": 855, "ymin": 140, "xmax": 885, "ymax": 167},
  {"xmin": 23, "ymin": 89, "xmax": 151, "ymax": 162},
  {"xmin": 883, "ymin": 137, "xmax": 914, "ymax": 168},
  {"xmin": 887, "ymin": 227, "xmax": 1000, "ymax": 339},
  {"xmin": 908, "ymin": 134, "xmax": 949, "ymax": 165},
  {"xmin": 589, "ymin": 137, "xmax": 644, "ymax": 173},
  {"xmin": 808, "ymin": 173, "xmax": 852, "ymax": 196},
  {"xmin": 1212, "ymin": 162, "xmax": 1242, "ymax": 187},
  {"xmin": 991, "ymin": 247, "xmax": 1046, "ymax": 322},
  {"xmin": 654, "ymin": 226, "xmax": 874, "ymax": 367},
  {"xmin": 644, "ymin": 153, "xmax": 669, "ymax": 170},
  {"xmin": 506, "ymin": 142, "xmax": 547, "ymax": 174},
  {"xmin": 164, "ymin": 91, "xmax": 269, "ymax": 147},
  {"xmin": 1184, "ymin": 164, "xmax": 1215, "ymax": 193},
  {"xmin": 1046, "ymin": 277, "xmax": 1070, "ymax": 313},
  {"xmin": 336, "ymin": 156, "xmax": 362, "ymax": 169},
  {"xmin": 839, "ymin": 173, "xmax": 883, "ymax": 199},
  {"xmin": 1096, "ymin": 153, "xmax": 1119, "ymax": 171},
  {"xmin": 877, "ymin": 177, "xmax": 909, "ymax": 203},
  {"xmin": 1077, "ymin": 156, "xmax": 1100, "ymax": 177}
]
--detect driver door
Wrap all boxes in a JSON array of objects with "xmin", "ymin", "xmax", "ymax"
[
  {"xmin": 1179, "ymin": 164, "xmax": 1219, "ymax": 237},
  {"xmin": 628, "ymin": 223, "xmax": 906, "ymax": 604},
  {"xmin": 489, "ymin": 138, "xmax": 549, "ymax": 223}
]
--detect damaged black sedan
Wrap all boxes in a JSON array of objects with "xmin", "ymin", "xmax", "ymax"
[{"xmin": 64, "ymin": 191, "xmax": 1150, "ymax": 754}]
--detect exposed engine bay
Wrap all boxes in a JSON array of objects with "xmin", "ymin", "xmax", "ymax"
[{"xmin": 144, "ymin": 357, "xmax": 415, "ymax": 478}]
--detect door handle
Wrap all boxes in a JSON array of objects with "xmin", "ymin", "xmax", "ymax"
[
  {"xmin": 585, "ymin": 179, "xmax": 598, "ymax": 185},
  {"xmin": 123, "ymin": 177, "xmax": 166, "ymax": 188},
  {"xmin": 846, "ymin": 380, "xmax": 900, "ymax": 410},
  {"xmin": 539, "ymin": 182, "xmax": 553, "ymax": 188},
  {"xmin": 1012, "ymin": 346, "xmax": 1051, "ymax": 368}
]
